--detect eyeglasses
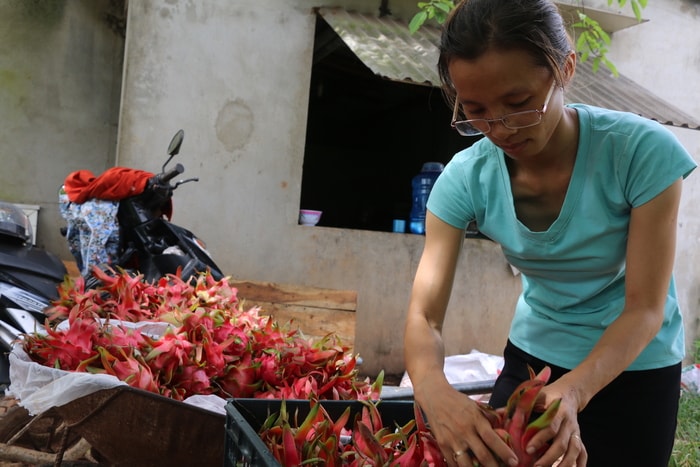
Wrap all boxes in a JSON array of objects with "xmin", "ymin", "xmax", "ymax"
[{"xmin": 451, "ymin": 81, "xmax": 557, "ymax": 136}]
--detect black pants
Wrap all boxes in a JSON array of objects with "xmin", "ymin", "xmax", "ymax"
[{"xmin": 489, "ymin": 341, "xmax": 681, "ymax": 467}]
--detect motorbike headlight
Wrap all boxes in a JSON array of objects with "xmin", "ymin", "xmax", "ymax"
[{"xmin": 0, "ymin": 202, "xmax": 32, "ymax": 244}]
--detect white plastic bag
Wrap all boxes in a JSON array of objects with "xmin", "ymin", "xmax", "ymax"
[
  {"xmin": 183, "ymin": 394, "xmax": 228, "ymax": 415},
  {"xmin": 681, "ymin": 364, "xmax": 700, "ymax": 394},
  {"xmin": 400, "ymin": 349, "xmax": 503, "ymax": 388},
  {"xmin": 7, "ymin": 344, "xmax": 126, "ymax": 416}
]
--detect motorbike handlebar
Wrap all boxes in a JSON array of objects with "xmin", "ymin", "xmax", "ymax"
[{"xmin": 158, "ymin": 163, "xmax": 185, "ymax": 185}]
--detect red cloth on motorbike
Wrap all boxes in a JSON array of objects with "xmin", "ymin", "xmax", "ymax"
[{"xmin": 63, "ymin": 167, "xmax": 173, "ymax": 219}]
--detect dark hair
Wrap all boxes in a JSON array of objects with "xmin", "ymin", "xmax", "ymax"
[{"xmin": 437, "ymin": 0, "xmax": 572, "ymax": 94}]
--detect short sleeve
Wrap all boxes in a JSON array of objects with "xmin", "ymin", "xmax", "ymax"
[
  {"xmin": 620, "ymin": 120, "xmax": 696, "ymax": 207},
  {"xmin": 426, "ymin": 150, "xmax": 477, "ymax": 230}
]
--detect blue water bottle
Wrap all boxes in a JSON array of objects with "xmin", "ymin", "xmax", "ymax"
[{"xmin": 409, "ymin": 162, "xmax": 444, "ymax": 234}]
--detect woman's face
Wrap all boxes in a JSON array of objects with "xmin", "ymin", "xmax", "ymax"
[{"xmin": 448, "ymin": 49, "xmax": 565, "ymax": 160}]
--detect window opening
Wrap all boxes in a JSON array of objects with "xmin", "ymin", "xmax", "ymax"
[{"xmin": 300, "ymin": 14, "xmax": 476, "ymax": 233}]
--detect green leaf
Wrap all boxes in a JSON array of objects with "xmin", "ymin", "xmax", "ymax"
[
  {"xmin": 434, "ymin": 10, "xmax": 450, "ymax": 23},
  {"xmin": 602, "ymin": 57, "xmax": 619, "ymax": 77},
  {"xmin": 576, "ymin": 32, "xmax": 587, "ymax": 51},
  {"xmin": 409, "ymin": 11, "xmax": 428, "ymax": 34},
  {"xmin": 631, "ymin": 1, "xmax": 642, "ymax": 21},
  {"xmin": 434, "ymin": 1, "xmax": 455, "ymax": 13}
]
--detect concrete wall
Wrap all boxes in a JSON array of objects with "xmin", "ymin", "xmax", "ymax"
[
  {"xmin": 0, "ymin": 0, "xmax": 124, "ymax": 256},
  {"xmin": 2, "ymin": 0, "xmax": 698, "ymax": 377},
  {"xmin": 115, "ymin": 0, "xmax": 520, "ymax": 377},
  {"xmin": 116, "ymin": 0, "xmax": 700, "ymax": 377}
]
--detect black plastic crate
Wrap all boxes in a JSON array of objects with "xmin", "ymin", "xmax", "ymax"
[{"xmin": 224, "ymin": 398, "xmax": 416, "ymax": 467}]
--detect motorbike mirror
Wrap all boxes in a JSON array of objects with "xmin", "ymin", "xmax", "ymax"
[
  {"xmin": 168, "ymin": 130, "xmax": 184, "ymax": 156},
  {"xmin": 163, "ymin": 129, "xmax": 185, "ymax": 172}
]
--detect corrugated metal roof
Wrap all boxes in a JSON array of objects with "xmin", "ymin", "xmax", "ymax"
[
  {"xmin": 317, "ymin": 7, "xmax": 700, "ymax": 131},
  {"xmin": 566, "ymin": 59, "xmax": 699, "ymax": 129},
  {"xmin": 317, "ymin": 7, "xmax": 440, "ymax": 86}
]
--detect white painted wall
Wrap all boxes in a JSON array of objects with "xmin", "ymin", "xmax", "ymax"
[{"xmin": 597, "ymin": 0, "xmax": 700, "ymax": 120}]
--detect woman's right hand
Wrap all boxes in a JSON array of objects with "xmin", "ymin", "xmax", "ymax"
[
  {"xmin": 415, "ymin": 380, "xmax": 518, "ymax": 467},
  {"xmin": 405, "ymin": 214, "xmax": 516, "ymax": 465}
]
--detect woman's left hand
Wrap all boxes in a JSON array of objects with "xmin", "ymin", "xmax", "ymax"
[{"xmin": 524, "ymin": 382, "xmax": 588, "ymax": 466}]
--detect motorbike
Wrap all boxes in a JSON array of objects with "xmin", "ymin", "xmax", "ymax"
[
  {"xmin": 0, "ymin": 202, "xmax": 67, "ymax": 389},
  {"xmin": 59, "ymin": 129, "xmax": 224, "ymax": 286}
]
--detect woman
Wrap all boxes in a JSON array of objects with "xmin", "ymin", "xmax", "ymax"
[{"xmin": 403, "ymin": 0, "xmax": 696, "ymax": 466}]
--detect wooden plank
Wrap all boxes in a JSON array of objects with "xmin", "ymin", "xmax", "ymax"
[
  {"xmin": 230, "ymin": 279, "xmax": 357, "ymax": 345},
  {"xmin": 229, "ymin": 279, "xmax": 357, "ymax": 312},
  {"xmin": 250, "ymin": 302, "xmax": 356, "ymax": 345}
]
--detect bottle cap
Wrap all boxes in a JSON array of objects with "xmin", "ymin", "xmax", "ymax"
[{"xmin": 422, "ymin": 162, "xmax": 444, "ymax": 172}]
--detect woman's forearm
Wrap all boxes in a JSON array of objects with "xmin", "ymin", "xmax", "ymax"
[
  {"xmin": 403, "ymin": 312, "xmax": 453, "ymax": 400},
  {"xmin": 556, "ymin": 305, "xmax": 665, "ymax": 411}
]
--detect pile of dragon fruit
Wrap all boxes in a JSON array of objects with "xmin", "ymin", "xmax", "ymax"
[
  {"xmin": 254, "ymin": 367, "xmax": 559, "ymax": 467},
  {"xmin": 21, "ymin": 267, "xmax": 379, "ymax": 402}
]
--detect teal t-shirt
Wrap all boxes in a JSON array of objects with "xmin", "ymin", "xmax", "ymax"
[{"xmin": 427, "ymin": 104, "xmax": 697, "ymax": 370}]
